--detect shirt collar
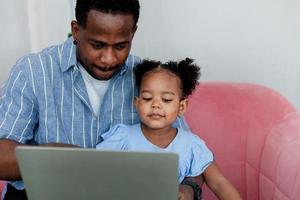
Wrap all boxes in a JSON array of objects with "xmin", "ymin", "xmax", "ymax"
[{"xmin": 61, "ymin": 37, "xmax": 77, "ymax": 73}]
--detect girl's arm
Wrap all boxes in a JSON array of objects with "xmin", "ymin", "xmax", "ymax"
[{"xmin": 203, "ymin": 163, "xmax": 242, "ymax": 200}]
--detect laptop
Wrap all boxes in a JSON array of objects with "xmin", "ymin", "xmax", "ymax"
[{"xmin": 15, "ymin": 146, "xmax": 178, "ymax": 200}]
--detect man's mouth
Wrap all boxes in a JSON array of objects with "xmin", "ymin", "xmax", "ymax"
[{"xmin": 94, "ymin": 64, "xmax": 119, "ymax": 72}]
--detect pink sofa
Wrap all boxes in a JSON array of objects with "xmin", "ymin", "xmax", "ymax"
[
  {"xmin": 0, "ymin": 181, "xmax": 4, "ymax": 198},
  {"xmin": 1, "ymin": 82, "xmax": 299, "ymax": 200},
  {"xmin": 185, "ymin": 82, "xmax": 300, "ymax": 200}
]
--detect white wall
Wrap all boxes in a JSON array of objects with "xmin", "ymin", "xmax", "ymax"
[
  {"xmin": 132, "ymin": 0, "xmax": 300, "ymax": 111},
  {"xmin": 1, "ymin": 0, "xmax": 300, "ymax": 111},
  {"xmin": 25, "ymin": 0, "xmax": 74, "ymax": 53},
  {"xmin": 0, "ymin": 0, "xmax": 73, "ymax": 85},
  {"xmin": 0, "ymin": 1, "xmax": 31, "ymax": 84}
]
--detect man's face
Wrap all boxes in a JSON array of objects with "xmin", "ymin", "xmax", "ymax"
[{"xmin": 71, "ymin": 10, "xmax": 137, "ymax": 80}]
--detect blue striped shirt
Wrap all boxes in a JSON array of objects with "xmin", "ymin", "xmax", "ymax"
[{"xmin": 0, "ymin": 38, "xmax": 189, "ymax": 191}]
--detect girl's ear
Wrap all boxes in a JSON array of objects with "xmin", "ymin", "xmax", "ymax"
[
  {"xmin": 134, "ymin": 96, "xmax": 139, "ymax": 109},
  {"xmin": 178, "ymin": 98, "xmax": 188, "ymax": 116}
]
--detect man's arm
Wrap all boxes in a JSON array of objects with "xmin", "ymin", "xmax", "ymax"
[
  {"xmin": 0, "ymin": 139, "xmax": 78, "ymax": 180},
  {"xmin": 178, "ymin": 184, "xmax": 194, "ymax": 200},
  {"xmin": 203, "ymin": 163, "xmax": 242, "ymax": 200},
  {"xmin": 0, "ymin": 140, "xmax": 22, "ymax": 180},
  {"xmin": 179, "ymin": 175, "xmax": 204, "ymax": 200}
]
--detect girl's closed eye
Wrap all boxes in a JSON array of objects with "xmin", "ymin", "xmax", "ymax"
[
  {"xmin": 162, "ymin": 98, "xmax": 173, "ymax": 103},
  {"xmin": 142, "ymin": 97, "xmax": 152, "ymax": 101}
]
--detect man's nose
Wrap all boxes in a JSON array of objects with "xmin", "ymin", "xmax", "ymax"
[{"xmin": 99, "ymin": 48, "xmax": 117, "ymax": 67}]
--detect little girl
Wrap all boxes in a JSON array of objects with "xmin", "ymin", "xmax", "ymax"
[{"xmin": 96, "ymin": 58, "xmax": 241, "ymax": 200}]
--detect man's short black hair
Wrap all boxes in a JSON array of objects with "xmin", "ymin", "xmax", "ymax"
[{"xmin": 75, "ymin": 0, "xmax": 140, "ymax": 28}]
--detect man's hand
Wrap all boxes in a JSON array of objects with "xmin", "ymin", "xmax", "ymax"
[
  {"xmin": 0, "ymin": 139, "xmax": 78, "ymax": 180},
  {"xmin": 0, "ymin": 139, "xmax": 23, "ymax": 180},
  {"xmin": 178, "ymin": 184, "xmax": 194, "ymax": 200},
  {"xmin": 179, "ymin": 175, "xmax": 203, "ymax": 200}
]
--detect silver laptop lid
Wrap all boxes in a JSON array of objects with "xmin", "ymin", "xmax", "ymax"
[{"xmin": 15, "ymin": 146, "xmax": 178, "ymax": 200}]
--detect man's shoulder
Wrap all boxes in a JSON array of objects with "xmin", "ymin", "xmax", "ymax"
[
  {"xmin": 17, "ymin": 39, "xmax": 73, "ymax": 73},
  {"xmin": 15, "ymin": 40, "xmax": 66, "ymax": 68},
  {"xmin": 125, "ymin": 54, "xmax": 142, "ymax": 69},
  {"xmin": 6, "ymin": 40, "xmax": 72, "ymax": 90}
]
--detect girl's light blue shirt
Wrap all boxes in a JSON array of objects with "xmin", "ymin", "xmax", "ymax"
[{"xmin": 96, "ymin": 124, "xmax": 214, "ymax": 183}]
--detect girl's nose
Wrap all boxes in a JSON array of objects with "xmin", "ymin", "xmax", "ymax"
[{"xmin": 151, "ymin": 100, "xmax": 160, "ymax": 109}]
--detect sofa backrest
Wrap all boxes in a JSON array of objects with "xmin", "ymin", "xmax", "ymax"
[
  {"xmin": 0, "ymin": 180, "xmax": 4, "ymax": 198},
  {"xmin": 184, "ymin": 82, "xmax": 300, "ymax": 200}
]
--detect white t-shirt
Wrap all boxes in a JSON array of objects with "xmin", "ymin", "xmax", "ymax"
[{"xmin": 78, "ymin": 64, "xmax": 110, "ymax": 116}]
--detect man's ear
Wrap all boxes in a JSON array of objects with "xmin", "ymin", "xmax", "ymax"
[
  {"xmin": 178, "ymin": 98, "xmax": 188, "ymax": 116},
  {"xmin": 71, "ymin": 20, "xmax": 80, "ymax": 40}
]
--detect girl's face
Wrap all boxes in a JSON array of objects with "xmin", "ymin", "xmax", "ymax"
[{"xmin": 134, "ymin": 70, "xmax": 188, "ymax": 130}]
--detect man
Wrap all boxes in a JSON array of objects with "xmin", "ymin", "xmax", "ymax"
[{"xmin": 0, "ymin": 0, "xmax": 198, "ymax": 199}]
